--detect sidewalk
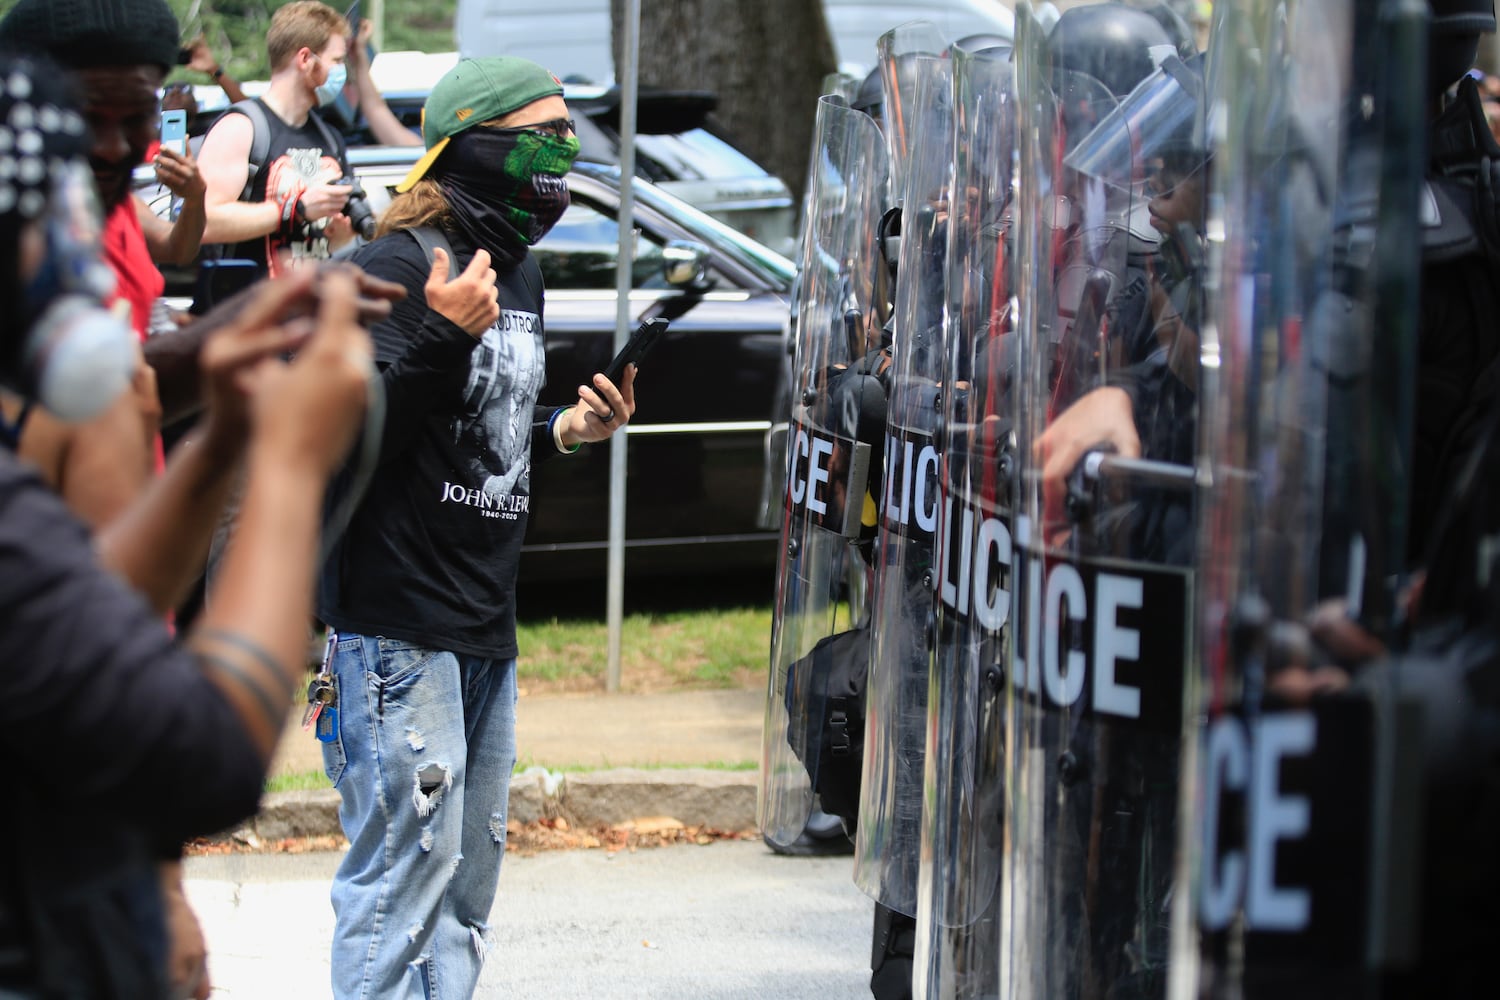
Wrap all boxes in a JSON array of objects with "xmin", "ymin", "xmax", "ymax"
[{"xmin": 229, "ymin": 688, "xmax": 768, "ymax": 844}]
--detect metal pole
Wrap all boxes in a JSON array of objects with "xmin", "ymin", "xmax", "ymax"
[
  {"xmin": 369, "ymin": 0, "xmax": 386, "ymax": 52},
  {"xmin": 606, "ymin": 0, "xmax": 642, "ymax": 693}
]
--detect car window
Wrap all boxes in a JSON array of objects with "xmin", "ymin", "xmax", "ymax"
[{"xmin": 534, "ymin": 196, "xmax": 669, "ymax": 290}]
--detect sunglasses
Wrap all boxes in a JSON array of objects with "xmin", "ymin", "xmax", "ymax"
[{"xmin": 491, "ymin": 117, "xmax": 577, "ymax": 138}]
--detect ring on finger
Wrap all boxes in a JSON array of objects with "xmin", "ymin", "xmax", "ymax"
[{"xmin": 601, "ymin": 409, "xmax": 615, "ymax": 423}]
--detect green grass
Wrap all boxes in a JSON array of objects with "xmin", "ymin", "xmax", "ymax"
[
  {"xmin": 272, "ymin": 598, "xmax": 772, "ymax": 794},
  {"xmin": 514, "ymin": 755, "xmax": 758, "ymax": 773},
  {"xmin": 265, "ymin": 769, "xmax": 332, "ymax": 794},
  {"xmin": 266, "ymin": 756, "xmax": 758, "ymax": 794},
  {"xmin": 516, "ymin": 605, "xmax": 772, "ymax": 693}
]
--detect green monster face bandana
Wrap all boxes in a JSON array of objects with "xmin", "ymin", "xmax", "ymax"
[
  {"xmin": 438, "ymin": 127, "xmax": 580, "ymax": 260},
  {"xmin": 498, "ymin": 128, "xmax": 580, "ymax": 181}
]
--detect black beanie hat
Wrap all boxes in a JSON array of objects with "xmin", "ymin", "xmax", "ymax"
[{"xmin": 0, "ymin": 0, "xmax": 181, "ymax": 74}]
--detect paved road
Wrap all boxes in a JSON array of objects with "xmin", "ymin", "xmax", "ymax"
[{"xmin": 186, "ymin": 839, "xmax": 872, "ymax": 999}]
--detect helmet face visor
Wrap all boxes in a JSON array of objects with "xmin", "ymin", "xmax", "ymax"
[
  {"xmin": 1427, "ymin": 0, "xmax": 1497, "ymax": 36},
  {"xmin": 1064, "ymin": 54, "xmax": 1205, "ymax": 194}
]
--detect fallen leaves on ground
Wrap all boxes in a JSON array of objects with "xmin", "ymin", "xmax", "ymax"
[
  {"xmin": 504, "ymin": 817, "xmax": 760, "ymax": 857},
  {"xmin": 184, "ymin": 820, "xmax": 759, "ymax": 858},
  {"xmin": 185, "ymin": 834, "xmax": 349, "ymax": 856}
]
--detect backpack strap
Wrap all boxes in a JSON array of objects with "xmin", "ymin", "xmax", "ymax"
[
  {"xmin": 222, "ymin": 99, "xmax": 271, "ymax": 203},
  {"xmin": 516, "ymin": 250, "xmax": 544, "ymax": 303},
  {"xmin": 405, "ymin": 225, "xmax": 454, "ymax": 267},
  {"xmin": 405, "ymin": 226, "xmax": 545, "ymax": 303},
  {"xmin": 305, "ymin": 108, "xmax": 351, "ymax": 179}
]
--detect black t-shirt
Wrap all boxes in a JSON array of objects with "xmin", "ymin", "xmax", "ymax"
[
  {"xmin": 220, "ymin": 98, "xmax": 349, "ymax": 275},
  {"xmin": 318, "ymin": 228, "xmax": 560, "ymax": 659}
]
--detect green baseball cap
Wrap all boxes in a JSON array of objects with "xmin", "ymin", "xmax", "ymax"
[{"xmin": 396, "ymin": 56, "xmax": 564, "ymax": 193}]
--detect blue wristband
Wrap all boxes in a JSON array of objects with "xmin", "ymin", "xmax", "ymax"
[{"xmin": 549, "ymin": 407, "xmax": 581, "ymax": 453}]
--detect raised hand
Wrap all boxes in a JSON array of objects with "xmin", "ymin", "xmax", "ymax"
[
  {"xmin": 425, "ymin": 247, "xmax": 500, "ymax": 336},
  {"xmin": 197, "ymin": 271, "xmax": 321, "ymax": 451},
  {"xmin": 248, "ymin": 270, "xmax": 374, "ymax": 478},
  {"xmin": 184, "ymin": 35, "xmax": 220, "ymax": 76},
  {"xmin": 153, "ymin": 146, "xmax": 205, "ymax": 202}
]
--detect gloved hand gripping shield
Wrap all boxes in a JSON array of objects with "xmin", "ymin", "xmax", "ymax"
[
  {"xmin": 759, "ymin": 97, "xmax": 891, "ymax": 849},
  {"xmin": 912, "ymin": 43, "xmax": 1018, "ymax": 1000},
  {"xmin": 855, "ymin": 19, "xmax": 954, "ymax": 919},
  {"xmin": 1173, "ymin": 2, "xmax": 1439, "ymax": 996},
  {"xmin": 1004, "ymin": 3, "xmax": 1198, "ymax": 997}
]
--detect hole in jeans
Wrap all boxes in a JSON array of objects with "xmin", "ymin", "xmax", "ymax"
[{"xmin": 412, "ymin": 762, "xmax": 452, "ymax": 818}]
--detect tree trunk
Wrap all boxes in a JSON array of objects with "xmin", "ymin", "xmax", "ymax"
[{"xmin": 609, "ymin": 0, "xmax": 837, "ymax": 207}]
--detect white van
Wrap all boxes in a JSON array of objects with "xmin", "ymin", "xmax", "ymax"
[{"xmin": 453, "ymin": 0, "xmax": 1015, "ymax": 83}]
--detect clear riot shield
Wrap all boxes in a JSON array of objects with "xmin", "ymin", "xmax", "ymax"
[
  {"xmin": 1174, "ymin": 1, "xmax": 1431, "ymax": 996},
  {"xmin": 760, "ymin": 97, "xmax": 891, "ymax": 849},
  {"xmin": 1006, "ymin": 2, "xmax": 1199, "ymax": 996},
  {"xmin": 915, "ymin": 43, "xmax": 1017, "ymax": 1000},
  {"xmin": 855, "ymin": 19, "xmax": 954, "ymax": 919},
  {"xmin": 759, "ymin": 70, "xmax": 883, "ymax": 536}
]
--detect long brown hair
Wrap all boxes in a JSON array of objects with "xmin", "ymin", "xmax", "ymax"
[{"xmin": 375, "ymin": 178, "xmax": 452, "ymax": 239}]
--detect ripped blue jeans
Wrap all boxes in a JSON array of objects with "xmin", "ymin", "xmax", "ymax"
[{"xmin": 321, "ymin": 633, "xmax": 518, "ymax": 1000}]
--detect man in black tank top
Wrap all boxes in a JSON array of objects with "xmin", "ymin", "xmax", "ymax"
[{"xmin": 198, "ymin": 1, "xmax": 354, "ymax": 278}]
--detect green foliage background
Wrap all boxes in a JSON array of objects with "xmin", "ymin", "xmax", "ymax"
[{"xmin": 0, "ymin": 0, "xmax": 456, "ymax": 83}]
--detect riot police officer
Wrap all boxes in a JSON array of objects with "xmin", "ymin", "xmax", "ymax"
[
  {"xmin": 858, "ymin": 22, "xmax": 956, "ymax": 1000},
  {"xmin": 760, "ymin": 69, "xmax": 892, "ymax": 861},
  {"xmin": 1006, "ymin": 4, "xmax": 1197, "ymax": 999},
  {"xmin": 1174, "ymin": 2, "xmax": 1500, "ymax": 997}
]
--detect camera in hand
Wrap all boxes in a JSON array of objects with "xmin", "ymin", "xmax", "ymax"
[{"xmin": 340, "ymin": 178, "xmax": 377, "ymax": 241}]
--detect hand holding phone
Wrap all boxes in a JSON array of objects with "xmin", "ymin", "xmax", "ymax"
[
  {"xmin": 160, "ymin": 109, "xmax": 188, "ymax": 156},
  {"xmin": 602, "ymin": 317, "xmax": 669, "ymax": 385}
]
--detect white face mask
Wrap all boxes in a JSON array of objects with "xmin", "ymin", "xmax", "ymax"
[{"xmin": 315, "ymin": 60, "xmax": 347, "ymax": 108}]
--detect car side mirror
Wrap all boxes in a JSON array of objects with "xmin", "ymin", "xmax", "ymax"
[{"xmin": 662, "ymin": 240, "xmax": 713, "ymax": 290}]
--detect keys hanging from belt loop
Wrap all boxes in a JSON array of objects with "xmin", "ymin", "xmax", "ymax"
[
  {"xmin": 301, "ymin": 675, "xmax": 335, "ymax": 730},
  {"xmin": 303, "ymin": 629, "xmax": 339, "ymax": 731}
]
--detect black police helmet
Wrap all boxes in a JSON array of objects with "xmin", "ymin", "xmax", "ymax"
[
  {"xmin": 1430, "ymin": 0, "xmax": 1497, "ymax": 33},
  {"xmin": 1429, "ymin": 0, "xmax": 1497, "ymax": 94},
  {"xmin": 852, "ymin": 66, "xmax": 883, "ymax": 120},
  {"xmin": 1047, "ymin": 2, "xmax": 1175, "ymax": 99},
  {"xmin": 951, "ymin": 32, "xmax": 1014, "ymax": 56}
]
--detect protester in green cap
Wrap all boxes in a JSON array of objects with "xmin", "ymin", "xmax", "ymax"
[{"xmin": 314, "ymin": 55, "xmax": 638, "ymax": 999}]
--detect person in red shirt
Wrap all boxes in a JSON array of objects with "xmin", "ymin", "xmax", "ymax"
[{"xmin": 0, "ymin": 0, "xmax": 186, "ymax": 523}]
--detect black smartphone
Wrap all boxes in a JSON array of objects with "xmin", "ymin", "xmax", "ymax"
[{"xmin": 602, "ymin": 317, "xmax": 669, "ymax": 384}]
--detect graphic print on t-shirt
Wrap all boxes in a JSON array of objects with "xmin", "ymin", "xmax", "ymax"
[
  {"xmin": 451, "ymin": 306, "xmax": 546, "ymax": 519},
  {"xmin": 263, "ymin": 147, "xmax": 342, "ymax": 275}
]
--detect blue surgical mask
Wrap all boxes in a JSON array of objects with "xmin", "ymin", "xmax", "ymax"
[{"xmin": 315, "ymin": 61, "xmax": 347, "ymax": 108}]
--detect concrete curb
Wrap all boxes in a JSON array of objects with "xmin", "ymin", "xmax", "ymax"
[{"xmin": 216, "ymin": 768, "xmax": 759, "ymax": 845}]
